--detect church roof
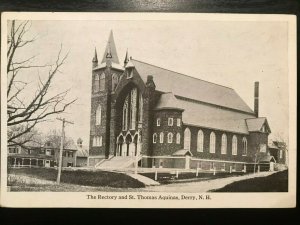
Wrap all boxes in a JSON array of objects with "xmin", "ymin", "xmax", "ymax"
[
  {"xmin": 172, "ymin": 149, "xmax": 193, "ymax": 156},
  {"xmin": 101, "ymin": 30, "xmax": 120, "ymax": 64},
  {"xmin": 259, "ymin": 155, "xmax": 276, "ymax": 163},
  {"xmin": 246, "ymin": 117, "xmax": 270, "ymax": 132},
  {"xmin": 154, "ymin": 92, "xmax": 184, "ymax": 111},
  {"xmin": 178, "ymin": 98, "xmax": 254, "ymax": 134},
  {"xmin": 131, "ymin": 59, "xmax": 254, "ymax": 114}
]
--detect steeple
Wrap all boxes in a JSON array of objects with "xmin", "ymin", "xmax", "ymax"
[
  {"xmin": 92, "ymin": 47, "xmax": 98, "ymax": 68},
  {"xmin": 101, "ymin": 30, "xmax": 120, "ymax": 65},
  {"xmin": 124, "ymin": 49, "xmax": 129, "ymax": 67}
]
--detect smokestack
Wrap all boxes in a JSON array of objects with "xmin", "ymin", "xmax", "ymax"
[{"xmin": 254, "ymin": 81, "xmax": 259, "ymax": 117}]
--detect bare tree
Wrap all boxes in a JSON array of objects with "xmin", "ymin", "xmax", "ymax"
[
  {"xmin": 44, "ymin": 129, "xmax": 73, "ymax": 149},
  {"xmin": 7, "ymin": 20, "xmax": 76, "ymax": 148}
]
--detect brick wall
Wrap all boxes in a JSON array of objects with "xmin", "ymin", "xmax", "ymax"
[
  {"xmin": 248, "ymin": 131, "xmax": 269, "ymax": 161},
  {"xmin": 183, "ymin": 125, "xmax": 256, "ymax": 162},
  {"xmin": 89, "ymin": 66, "xmax": 123, "ymax": 157},
  {"xmin": 152, "ymin": 110, "xmax": 183, "ymax": 156}
]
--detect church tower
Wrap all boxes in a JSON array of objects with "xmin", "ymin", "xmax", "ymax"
[{"xmin": 89, "ymin": 31, "xmax": 124, "ymax": 160}]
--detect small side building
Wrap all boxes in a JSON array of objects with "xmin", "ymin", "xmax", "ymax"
[
  {"xmin": 268, "ymin": 141, "xmax": 287, "ymax": 165},
  {"xmin": 75, "ymin": 138, "xmax": 89, "ymax": 167}
]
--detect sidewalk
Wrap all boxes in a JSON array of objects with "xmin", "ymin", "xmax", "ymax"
[{"xmin": 142, "ymin": 171, "xmax": 277, "ymax": 192}]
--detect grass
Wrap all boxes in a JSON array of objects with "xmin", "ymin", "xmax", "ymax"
[
  {"xmin": 8, "ymin": 167, "xmax": 145, "ymax": 191},
  {"xmin": 211, "ymin": 170, "xmax": 288, "ymax": 192}
]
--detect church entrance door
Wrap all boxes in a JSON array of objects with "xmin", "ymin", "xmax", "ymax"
[{"xmin": 128, "ymin": 143, "xmax": 135, "ymax": 156}]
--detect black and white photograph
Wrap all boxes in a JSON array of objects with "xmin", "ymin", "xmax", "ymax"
[{"xmin": 0, "ymin": 12, "xmax": 296, "ymax": 208}]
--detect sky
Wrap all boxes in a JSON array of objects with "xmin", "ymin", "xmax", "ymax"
[{"xmin": 8, "ymin": 17, "xmax": 290, "ymax": 146}]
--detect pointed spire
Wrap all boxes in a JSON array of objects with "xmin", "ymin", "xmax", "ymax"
[
  {"xmin": 92, "ymin": 47, "xmax": 98, "ymax": 68},
  {"xmin": 124, "ymin": 48, "xmax": 129, "ymax": 66},
  {"xmin": 101, "ymin": 30, "xmax": 120, "ymax": 64},
  {"xmin": 93, "ymin": 47, "xmax": 98, "ymax": 62}
]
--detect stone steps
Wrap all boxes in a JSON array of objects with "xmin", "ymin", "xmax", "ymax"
[{"xmin": 96, "ymin": 156, "xmax": 136, "ymax": 169}]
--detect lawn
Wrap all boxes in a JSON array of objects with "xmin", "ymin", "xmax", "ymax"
[
  {"xmin": 211, "ymin": 170, "xmax": 288, "ymax": 192},
  {"xmin": 8, "ymin": 167, "xmax": 145, "ymax": 191}
]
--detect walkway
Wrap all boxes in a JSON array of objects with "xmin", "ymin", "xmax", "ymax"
[{"xmin": 142, "ymin": 171, "xmax": 277, "ymax": 192}]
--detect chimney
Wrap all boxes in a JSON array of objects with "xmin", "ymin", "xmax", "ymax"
[{"xmin": 254, "ymin": 81, "xmax": 259, "ymax": 117}]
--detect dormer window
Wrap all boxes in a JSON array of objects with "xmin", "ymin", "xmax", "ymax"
[{"xmin": 261, "ymin": 125, "xmax": 266, "ymax": 132}]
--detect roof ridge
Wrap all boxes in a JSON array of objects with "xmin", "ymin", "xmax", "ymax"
[
  {"xmin": 131, "ymin": 59, "xmax": 234, "ymax": 90},
  {"xmin": 246, "ymin": 117, "xmax": 266, "ymax": 120}
]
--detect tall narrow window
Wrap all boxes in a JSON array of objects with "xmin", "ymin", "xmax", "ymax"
[
  {"xmin": 176, "ymin": 133, "xmax": 181, "ymax": 144},
  {"xmin": 184, "ymin": 128, "xmax": 191, "ymax": 150},
  {"xmin": 99, "ymin": 136, "xmax": 103, "ymax": 147},
  {"xmin": 130, "ymin": 88, "xmax": 137, "ymax": 129},
  {"xmin": 93, "ymin": 137, "xmax": 96, "ymax": 146},
  {"xmin": 209, "ymin": 132, "xmax": 216, "ymax": 153},
  {"xmin": 177, "ymin": 118, "xmax": 181, "ymax": 127},
  {"xmin": 221, "ymin": 134, "xmax": 227, "ymax": 154},
  {"xmin": 127, "ymin": 68, "xmax": 133, "ymax": 78},
  {"xmin": 168, "ymin": 118, "xmax": 173, "ymax": 126},
  {"xmin": 159, "ymin": 132, "xmax": 164, "ymax": 143},
  {"xmin": 242, "ymin": 137, "xmax": 247, "ymax": 155},
  {"xmin": 95, "ymin": 105, "xmax": 101, "ymax": 125},
  {"xmin": 232, "ymin": 135, "xmax": 237, "ymax": 155},
  {"xmin": 122, "ymin": 96, "xmax": 129, "ymax": 130},
  {"xmin": 197, "ymin": 130, "xmax": 204, "ymax": 152},
  {"xmin": 94, "ymin": 74, "xmax": 100, "ymax": 92},
  {"xmin": 112, "ymin": 73, "xmax": 118, "ymax": 91},
  {"xmin": 280, "ymin": 150, "xmax": 283, "ymax": 159},
  {"xmin": 167, "ymin": 133, "xmax": 173, "ymax": 143},
  {"xmin": 99, "ymin": 73, "xmax": 105, "ymax": 91},
  {"xmin": 138, "ymin": 93, "xmax": 143, "ymax": 123},
  {"xmin": 153, "ymin": 133, "xmax": 157, "ymax": 143}
]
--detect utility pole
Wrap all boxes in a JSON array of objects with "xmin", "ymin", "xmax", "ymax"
[{"xmin": 56, "ymin": 117, "xmax": 74, "ymax": 184}]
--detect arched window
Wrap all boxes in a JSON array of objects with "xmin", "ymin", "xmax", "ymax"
[
  {"xmin": 130, "ymin": 88, "xmax": 137, "ymax": 130},
  {"xmin": 232, "ymin": 135, "xmax": 237, "ymax": 155},
  {"xmin": 93, "ymin": 137, "xmax": 96, "ymax": 146},
  {"xmin": 94, "ymin": 74, "xmax": 100, "ymax": 92},
  {"xmin": 138, "ymin": 94, "xmax": 143, "ymax": 123},
  {"xmin": 209, "ymin": 132, "xmax": 216, "ymax": 153},
  {"xmin": 95, "ymin": 105, "xmax": 101, "ymax": 125},
  {"xmin": 122, "ymin": 96, "xmax": 129, "ymax": 130},
  {"xmin": 184, "ymin": 128, "xmax": 191, "ymax": 150},
  {"xmin": 99, "ymin": 136, "xmax": 103, "ymax": 146},
  {"xmin": 197, "ymin": 130, "xmax": 204, "ymax": 152},
  {"xmin": 153, "ymin": 133, "xmax": 157, "ymax": 143},
  {"xmin": 221, "ymin": 134, "xmax": 227, "ymax": 154},
  {"xmin": 167, "ymin": 133, "xmax": 173, "ymax": 143},
  {"xmin": 112, "ymin": 73, "xmax": 118, "ymax": 91},
  {"xmin": 99, "ymin": 73, "xmax": 105, "ymax": 91},
  {"xmin": 242, "ymin": 137, "xmax": 247, "ymax": 155},
  {"xmin": 176, "ymin": 133, "xmax": 181, "ymax": 144},
  {"xmin": 159, "ymin": 132, "xmax": 164, "ymax": 143}
]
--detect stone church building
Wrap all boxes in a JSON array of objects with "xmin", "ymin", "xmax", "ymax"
[{"xmin": 88, "ymin": 31, "xmax": 272, "ymax": 171}]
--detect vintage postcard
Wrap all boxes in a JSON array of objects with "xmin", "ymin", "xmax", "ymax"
[{"xmin": 0, "ymin": 12, "xmax": 296, "ymax": 208}]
